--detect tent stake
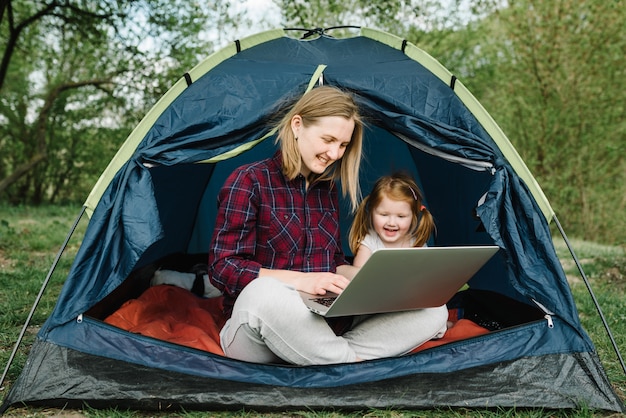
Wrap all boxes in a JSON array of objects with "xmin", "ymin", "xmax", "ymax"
[
  {"xmin": 0, "ymin": 207, "xmax": 86, "ymax": 390},
  {"xmin": 553, "ymin": 215, "xmax": 626, "ymax": 375}
]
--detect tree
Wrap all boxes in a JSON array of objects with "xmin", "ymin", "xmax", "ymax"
[
  {"xmin": 0, "ymin": 0, "xmax": 243, "ymax": 203},
  {"xmin": 472, "ymin": 0, "xmax": 626, "ymax": 243}
]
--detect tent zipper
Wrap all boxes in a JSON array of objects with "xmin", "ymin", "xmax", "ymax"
[
  {"xmin": 393, "ymin": 131, "xmax": 495, "ymax": 173},
  {"xmin": 544, "ymin": 314, "xmax": 554, "ymax": 328},
  {"xmin": 532, "ymin": 299, "xmax": 554, "ymax": 329}
]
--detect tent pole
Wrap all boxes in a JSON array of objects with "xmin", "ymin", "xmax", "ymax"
[
  {"xmin": 553, "ymin": 215, "xmax": 626, "ymax": 375},
  {"xmin": 0, "ymin": 207, "xmax": 86, "ymax": 389}
]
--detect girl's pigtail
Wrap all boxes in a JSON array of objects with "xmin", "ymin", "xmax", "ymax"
[{"xmin": 413, "ymin": 205, "xmax": 436, "ymax": 247}]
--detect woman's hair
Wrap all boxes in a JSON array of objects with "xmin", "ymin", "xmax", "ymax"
[
  {"xmin": 275, "ymin": 86, "xmax": 363, "ymax": 211},
  {"xmin": 349, "ymin": 172, "xmax": 435, "ymax": 253}
]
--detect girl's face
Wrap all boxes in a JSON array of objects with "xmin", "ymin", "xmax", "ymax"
[
  {"xmin": 372, "ymin": 195, "xmax": 413, "ymax": 248},
  {"xmin": 291, "ymin": 115, "xmax": 354, "ymax": 177}
]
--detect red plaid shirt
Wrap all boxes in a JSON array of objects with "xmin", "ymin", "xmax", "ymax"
[{"xmin": 209, "ymin": 152, "xmax": 348, "ymax": 316}]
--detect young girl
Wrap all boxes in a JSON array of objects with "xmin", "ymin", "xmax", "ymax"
[{"xmin": 349, "ymin": 172, "xmax": 435, "ymax": 267}]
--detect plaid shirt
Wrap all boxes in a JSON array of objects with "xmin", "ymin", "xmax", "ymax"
[{"xmin": 209, "ymin": 152, "xmax": 348, "ymax": 316}]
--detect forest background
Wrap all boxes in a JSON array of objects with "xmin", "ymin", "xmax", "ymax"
[{"xmin": 0, "ymin": 0, "xmax": 624, "ymax": 246}]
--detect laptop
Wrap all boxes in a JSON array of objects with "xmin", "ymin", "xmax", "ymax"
[{"xmin": 299, "ymin": 245, "xmax": 499, "ymax": 317}]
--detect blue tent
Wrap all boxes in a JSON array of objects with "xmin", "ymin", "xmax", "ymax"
[{"xmin": 2, "ymin": 28, "xmax": 624, "ymax": 413}]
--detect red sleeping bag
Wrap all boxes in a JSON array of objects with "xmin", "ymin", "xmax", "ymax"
[{"xmin": 104, "ymin": 285, "xmax": 489, "ymax": 356}]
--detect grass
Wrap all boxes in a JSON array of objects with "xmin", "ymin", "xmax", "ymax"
[
  {"xmin": 0, "ymin": 204, "xmax": 625, "ymax": 417},
  {"xmin": 553, "ymin": 237, "xmax": 626, "ymax": 397}
]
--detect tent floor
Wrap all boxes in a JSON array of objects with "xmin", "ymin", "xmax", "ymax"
[{"xmin": 2, "ymin": 340, "xmax": 624, "ymax": 413}]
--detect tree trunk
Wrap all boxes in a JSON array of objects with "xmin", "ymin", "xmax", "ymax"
[
  {"xmin": 0, "ymin": 78, "xmax": 110, "ymax": 199},
  {"xmin": 0, "ymin": 153, "xmax": 47, "ymax": 195}
]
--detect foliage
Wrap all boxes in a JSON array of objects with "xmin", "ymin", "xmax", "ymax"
[
  {"xmin": 0, "ymin": 0, "xmax": 245, "ymax": 203},
  {"xmin": 438, "ymin": 0, "xmax": 625, "ymax": 245}
]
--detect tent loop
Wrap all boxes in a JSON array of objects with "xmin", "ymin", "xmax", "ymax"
[
  {"xmin": 306, "ymin": 65, "xmax": 327, "ymax": 91},
  {"xmin": 298, "ymin": 27, "xmax": 325, "ymax": 39},
  {"xmin": 284, "ymin": 26, "xmax": 361, "ymax": 40},
  {"xmin": 450, "ymin": 75, "xmax": 457, "ymax": 90}
]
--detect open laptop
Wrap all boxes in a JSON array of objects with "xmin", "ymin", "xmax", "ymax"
[{"xmin": 299, "ymin": 245, "xmax": 499, "ymax": 317}]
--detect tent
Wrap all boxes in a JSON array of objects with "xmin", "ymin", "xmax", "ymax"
[{"xmin": 2, "ymin": 27, "xmax": 624, "ymax": 413}]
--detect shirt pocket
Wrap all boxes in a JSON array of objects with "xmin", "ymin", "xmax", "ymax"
[
  {"xmin": 317, "ymin": 210, "xmax": 340, "ymax": 252},
  {"xmin": 266, "ymin": 211, "xmax": 302, "ymax": 256}
]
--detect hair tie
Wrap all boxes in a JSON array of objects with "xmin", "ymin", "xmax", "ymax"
[{"xmin": 420, "ymin": 205, "xmax": 426, "ymax": 212}]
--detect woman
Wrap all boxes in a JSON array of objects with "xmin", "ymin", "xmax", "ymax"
[{"xmin": 209, "ymin": 86, "xmax": 447, "ymax": 365}]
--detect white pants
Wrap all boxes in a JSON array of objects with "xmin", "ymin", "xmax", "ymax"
[{"xmin": 219, "ymin": 277, "xmax": 448, "ymax": 365}]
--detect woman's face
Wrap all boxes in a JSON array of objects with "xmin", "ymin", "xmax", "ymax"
[{"xmin": 291, "ymin": 115, "xmax": 354, "ymax": 177}]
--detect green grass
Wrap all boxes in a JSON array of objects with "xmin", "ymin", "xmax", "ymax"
[
  {"xmin": 553, "ymin": 237, "xmax": 626, "ymax": 400},
  {"xmin": 0, "ymin": 205, "xmax": 625, "ymax": 417},
  {"xmin": 0, "ymin": 205, "xmax": 89, "ymax": 392}
]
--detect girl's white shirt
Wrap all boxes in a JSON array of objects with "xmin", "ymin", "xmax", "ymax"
[{"xmin": 361, "ymin": 230, "xmax": 427, "ymax": 251}]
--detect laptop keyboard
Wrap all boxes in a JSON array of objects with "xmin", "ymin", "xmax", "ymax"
[{"xmin": 312, "ymin": 297, "xmax": 336, "ymax": 307}]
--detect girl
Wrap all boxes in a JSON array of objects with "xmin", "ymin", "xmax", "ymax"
[
  {"xmin": 349, "ymin": 172, "xmax": 435, "ymax": 266},
  {"xmin": 346, "ymin": 172, "xmax": 448, "ymax": 351}
]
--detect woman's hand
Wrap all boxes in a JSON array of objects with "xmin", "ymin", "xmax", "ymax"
[
  {"xmin": 258, "ymin": 268, "xmax": 350, "ymax": 295},
  {"xmin": 300, "ymin": 271, "xmax": 351, "ymax": 295}
]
